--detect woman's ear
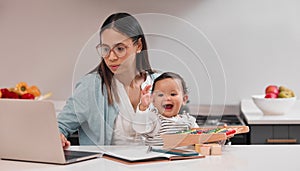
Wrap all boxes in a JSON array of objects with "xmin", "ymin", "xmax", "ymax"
[
  {"xmin": 183, "ymin": 95, "xmax": 188, "ymax": 105},
  {"xmin": 136, "ymin": 38, "xmax": 143, "ymax": 53}
]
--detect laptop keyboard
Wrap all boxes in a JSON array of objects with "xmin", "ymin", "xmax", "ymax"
[{"xmin": 64, "ymin": 150, "xmax": 100, "ymax": 161}]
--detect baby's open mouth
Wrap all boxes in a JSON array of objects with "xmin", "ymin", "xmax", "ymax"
[{"xmin": 163, "ymin": 104, "xmax": 173, "ymax": 109}]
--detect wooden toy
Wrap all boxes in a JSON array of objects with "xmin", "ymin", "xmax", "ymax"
[
  {"xmin": 161, "ymin": 126, "xmax": 249, "ymax": 149},
  {"xmin": 210, "ymin": 144, "xmax": 222, "ymax": 155},
  {"xmin": 195, "ymin": 143, "xmax": 222, "ymax": 156},
  {"xmin": 195, "ymin": 144, "xmax": 211, "ymax": 156}
]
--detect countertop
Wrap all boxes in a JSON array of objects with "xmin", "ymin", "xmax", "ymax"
[
  {"xmin": 241, "ymin": 99, "xmax": 300, "ymax": 124},
  {"xmin": 1, "ymin": 145, "xmax": 300, "ymax": 171}
]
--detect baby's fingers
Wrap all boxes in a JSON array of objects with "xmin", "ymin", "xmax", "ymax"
[{"xmin": 142, "ymin": 85, "xmax": 151, "ymax": 95}]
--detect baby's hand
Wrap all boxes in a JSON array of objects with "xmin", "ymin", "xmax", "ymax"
[{"xmin": 139, "ymin": 85, "xmax": 151, "ymax": 111}]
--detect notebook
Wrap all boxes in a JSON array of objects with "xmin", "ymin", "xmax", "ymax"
[
  {"xmin": 97, "ymin": 146, "xmax": 204, "ymax": 165},
  {"xmin": 0, "ymin": 99, "xmax": 101, "ymax": 164}
]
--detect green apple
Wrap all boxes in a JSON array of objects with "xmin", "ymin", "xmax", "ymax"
[
  {"xmin": 278, "ymin": 86, "xmax": 295, "ymax": 97},
  {"xmin": 278, "ymin": 91, "xmax": 293, "ymax": 98}
]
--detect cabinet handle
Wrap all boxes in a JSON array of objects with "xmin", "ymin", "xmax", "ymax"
[{"xmin": 266, "ymin": 139, "xmax": 297, "ymax": 144}]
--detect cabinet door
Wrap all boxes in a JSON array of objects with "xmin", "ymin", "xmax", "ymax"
[
  {"xmin": 250, "ymin": 125, "xmax": 299, "ymax": 144},
  {"xmin": 250, "ymin": 125, "xmax": 272, "ymax": 144},
  {"xmin": 289, "ymin": 126, "xmax": 300, "ymax": 144},
  {"xmin": 267, "ymin": 126, "xmax": 295, "ymax": 144},
  {"xmin": 273, "ymin": 126, "xmax": 289, "ymax": 139}
]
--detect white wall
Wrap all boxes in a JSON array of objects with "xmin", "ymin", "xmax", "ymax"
[{"xmin": 1, "ymin": 0, "xmax": 299, "ymax": 105}]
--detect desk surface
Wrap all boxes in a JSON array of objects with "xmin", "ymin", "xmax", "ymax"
[{"xmin": 1, "ymin": 145, "xmax": 300, "ymax": 171}]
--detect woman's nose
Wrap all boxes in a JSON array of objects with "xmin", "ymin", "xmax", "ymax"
[{"xmin": 107, "ymin": 50, "xmax": 118, "ymax": 61}]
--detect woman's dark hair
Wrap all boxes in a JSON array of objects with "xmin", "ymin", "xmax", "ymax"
[
  {"xmin": 151, "ymin": 72, "xmax": 188, "ymax": 95},
  {"xmin": 92, "ymin": 12, "xmax": 153, "ymax": 105}
]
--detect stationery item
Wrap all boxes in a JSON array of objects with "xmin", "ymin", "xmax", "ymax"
[
  {"xmin": 149, "ymin": 146, "xmax": 199, "ymax": 157},
  {"xmin": 98, "ymin": 146, "xmax": 204, "ymax": 165},
  {"xmin": 0, "ymin": 99, "xmax": 101, "ymax": 164}
]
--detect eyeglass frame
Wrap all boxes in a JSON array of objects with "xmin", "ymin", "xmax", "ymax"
[{"xmin": 96, "ymin": 38, "xmax": 138, "ymax": 59}]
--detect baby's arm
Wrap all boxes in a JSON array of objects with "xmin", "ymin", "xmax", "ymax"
[
  {"xmin": 134, "ymin": 85, "xmax": 160, "ymax": 135},
  {"xmin": 132, "ymin": 110, "xmax": 158, "ymax": 134}
]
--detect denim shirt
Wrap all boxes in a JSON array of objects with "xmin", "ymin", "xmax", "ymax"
[{"xmin": 57, "ymin": 72, "xmax": 118, "ymax": 145}]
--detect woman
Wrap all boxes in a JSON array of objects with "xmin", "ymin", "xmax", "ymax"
[{"xmin": 58, "ymin": 12, "xmax": 159, "ymax": 148}]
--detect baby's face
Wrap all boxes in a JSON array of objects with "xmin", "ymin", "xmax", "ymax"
[{"xmin": 152, "ymin": 78, "xmax": 187, "ymax": 118}]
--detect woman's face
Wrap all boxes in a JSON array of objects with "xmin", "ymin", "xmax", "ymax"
[
  {"xmin": 152, "ymin": 78, "xmax": 188, "ymax": 118},
  {"xmin": 100, "ymin": 28, "xmax": 141, "ymax": 74}
]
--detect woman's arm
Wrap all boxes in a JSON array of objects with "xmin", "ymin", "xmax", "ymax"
[{"xmin": 57, "ymin": 74, "xmax": 96, "ymax": 139}]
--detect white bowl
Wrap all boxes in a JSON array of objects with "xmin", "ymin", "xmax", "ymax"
[{"xmin": 252, "ymin": 95, "xmax": 296, "ymax": 115}]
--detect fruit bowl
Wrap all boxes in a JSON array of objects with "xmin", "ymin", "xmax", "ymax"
[{"xmin": 252, "ymin": 95, "xmax": 296, "ymax": 115}]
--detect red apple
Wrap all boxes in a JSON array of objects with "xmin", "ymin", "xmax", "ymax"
[
  {"xmin": 7, "ymin": 91, "xmax": 19, "ymax": 99},
  {"xmin": 21, "ymin": 93, "xmax": 35, "ymax": 100},
  {"xmin": 0, "ymin": 88, "xmax": 10, "ymax": 98},
  {"xmin": 265, "ymin": 92, "xmax": 278, "ymax": 98},
  {"xmin": 265, "ymin": 85, "xmax": 279, "ymax": 95}
]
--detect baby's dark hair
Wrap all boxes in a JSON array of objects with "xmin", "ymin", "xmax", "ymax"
[{"xmin": 151, "ymin": 72, "xmax": 188, "ymax": 95}]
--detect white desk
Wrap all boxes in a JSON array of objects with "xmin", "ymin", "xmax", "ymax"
[{"xmin": 1, "ymin": 145, "xmax": 300, "ymax": 171}]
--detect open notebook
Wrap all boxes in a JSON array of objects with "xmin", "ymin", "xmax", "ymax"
[
  {"xmin": 97, "ymin": 146, "xmax": 204, "ymax": 165},
  {"xmin": 0, "ymin": 99, "xmax": 101, "ymax": 164}
]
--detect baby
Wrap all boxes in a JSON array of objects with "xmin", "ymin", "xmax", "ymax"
[{"xmin": 133, "ymin": 72, "xmax": 198, "ymax": 146}]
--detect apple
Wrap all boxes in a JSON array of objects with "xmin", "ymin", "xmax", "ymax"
[
  {"xmin": 278, "ymin": 91, "xmax": 293, "ymax": 98},
  {"xmin": 279, "ymin": 86, "xmax": 295, "ymax": 98},
  {"xmin": 7, "ymin": 91, "xmax": 19, "ymax": 99},
  {"xmin": 265, "ymin": 92, "xmax": 278, "ymax": 98},
  {"xmin": 0, "ymin": 88, "xmax": 10, "ymax": 98},
  {"xmin": 21, "ymin": 93, "xmax": 35, "ymax": 99},
  {"xmin": 265, "ymin": 85, "xmax": 279, "ymax": 95}
]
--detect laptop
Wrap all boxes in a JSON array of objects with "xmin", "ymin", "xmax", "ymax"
[{"xmin": 0, "ymin": 99, "xmax": 101, "ymax": 164}]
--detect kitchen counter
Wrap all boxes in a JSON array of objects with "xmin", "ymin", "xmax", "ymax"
[
  {"xmin": 241, "ymin": 99, "xmax": 300, "ymax": 124},
  {"xmin": 1, "ymin": 145, "xmax": 300, "ymax": 171}
]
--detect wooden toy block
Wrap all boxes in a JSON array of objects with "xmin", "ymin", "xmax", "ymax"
[
  {"xmin": 210, "ymin": 144, "xmax": 222, "ymax": 155},
  {"xmin": 195, "ymin": 144, "xmax": 211, "ymax": 156},
  {"xmin": 195, "ymin": 144, "xmax": 222, "ymax": 156}
]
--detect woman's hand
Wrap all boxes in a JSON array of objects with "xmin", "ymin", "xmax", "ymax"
[
  {"xmin": 139, "ymin": 85, "xmax": 152, "ymax": 111},
  {"xmin": 60, "ymin": 133, "xmax": 71, "ymax": 150}
]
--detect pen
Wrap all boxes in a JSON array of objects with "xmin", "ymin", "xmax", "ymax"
[{"xmin": 146, "ymin": 146, "xmax": 152, "ymax": 153}]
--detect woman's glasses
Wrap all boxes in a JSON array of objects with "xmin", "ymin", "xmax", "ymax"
[
  {"xmin": 96, "ymin": 43, "xmax": 128, "ymax": 58},
  {"xmin": 96, "ymin": 39, "xmax": 137, "ymax": 58}
]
